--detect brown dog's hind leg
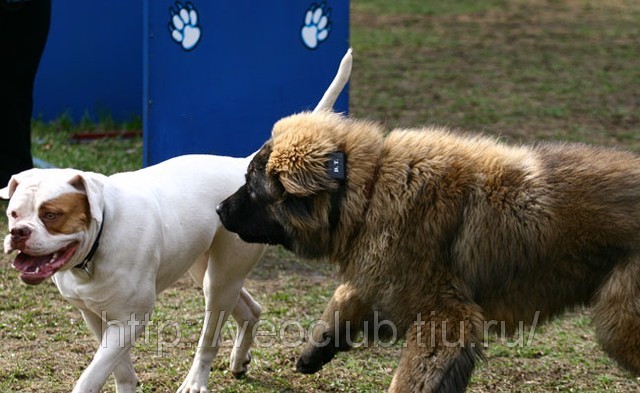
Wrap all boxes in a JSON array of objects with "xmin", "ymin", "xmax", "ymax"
[
  {"xmin": 389, "ymin": 302, "xmax": 484, "ymax": 393},
  {"xmin": 592, "ymin": 257, "xmax": 640, "ymax": 375},
  {"xmin": 296, "ymin": 283, "xmax": 370, "ymax": 374}
]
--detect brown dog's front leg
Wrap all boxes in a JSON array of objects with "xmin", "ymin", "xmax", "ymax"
[
  {"xmin": 297, "ymin": 283, "xmax": 369, "ymax": 374},
  {"xmin": 390, "ymin": 302, "xmax": 485, "ymax": 393}
]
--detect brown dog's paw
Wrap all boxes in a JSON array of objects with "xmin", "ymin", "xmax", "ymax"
[
  {"xmin": 296, "ymin": 355, "xmax": 324, "ymax": 374},
  {"xmin": 296, "ymin": 345, "xmax": 340, "ymax": 374}
]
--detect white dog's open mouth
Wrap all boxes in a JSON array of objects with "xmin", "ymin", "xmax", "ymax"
[{"xmin": 12, "ymin": 243, "xmax": 80, "ymax": 285}]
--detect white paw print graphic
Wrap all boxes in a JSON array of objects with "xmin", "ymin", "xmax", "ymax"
[
  {"xmin": 168, "ymin": 2, "xmax": 201, "ymax": 51},
  {"xmin": 301, "ymin": 3, "xmax": 332, "ymax": 50}
]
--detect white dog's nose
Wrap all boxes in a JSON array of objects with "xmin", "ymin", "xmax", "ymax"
[
  {"xmin": 11, "ymin": 226, "xmax": 31, "ymax": 240},
  {"xmin": 10, "ymin": 226, "xmax": 31, "ymax": 250}
]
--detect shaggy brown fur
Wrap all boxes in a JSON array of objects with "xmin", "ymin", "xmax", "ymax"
[{"xmin": 217, "ymin": 111, "xmax": 640, "ymax": 392}]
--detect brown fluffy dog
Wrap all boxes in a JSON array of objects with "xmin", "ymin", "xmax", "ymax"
[{"xmin": 217, "ymin": 111, "xmax": 640, "ymax": 392}]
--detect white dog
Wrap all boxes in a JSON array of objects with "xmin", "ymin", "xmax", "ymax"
[{"xmin": 0, "ymin": 49, "xmax": 352, "ymax": 393}]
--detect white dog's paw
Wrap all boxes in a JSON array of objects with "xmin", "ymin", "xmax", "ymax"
[
  {"xmin": 301, "ymin": 2, "xmax": 332, "ymax": 49},
  {"xmin": 177, "ymin": 379, "xmax": 209, "ymax": 393},
  {"xmin": 168, "ymin": 1, "xmax": 201, "ymax": 51},
  {"xmin": 177, "ymin": 366, "xmax": 210, "ymax": 393},
  {"xmin": 230, "ymin": 351, "xmax": 252, "ymax": 378}
]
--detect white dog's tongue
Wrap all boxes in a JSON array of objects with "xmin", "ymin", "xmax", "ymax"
[{"xmin": 12, "ymin": 243, "xmax": 79, "ymax": 285}]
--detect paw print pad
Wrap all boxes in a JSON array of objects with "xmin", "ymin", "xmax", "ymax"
[
  {"xmin": 301, "ymin": 3, "xmax": 332, "ymax": 50},
  {"xmin": 168, "ymin": 2, "xmax": 201, "ymax": 51}
]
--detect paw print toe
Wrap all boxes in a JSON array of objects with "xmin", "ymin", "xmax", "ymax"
[
  {"xmin": 171, "ymin": 15, "xmax": 184, "ymax": 30},
  {"xmin": 317, "ymin": 28, "xmax": 328, "ymax": 42}
]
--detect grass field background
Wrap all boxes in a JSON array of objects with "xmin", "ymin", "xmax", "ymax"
[{"xmin": 1, "ymin": 0, "xmax": 640, "ymax": 391}]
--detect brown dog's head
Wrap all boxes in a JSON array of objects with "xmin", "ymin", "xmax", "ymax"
[{"xmin": 217, "ymin": 111, "xmax": 383, "ymax": 258}]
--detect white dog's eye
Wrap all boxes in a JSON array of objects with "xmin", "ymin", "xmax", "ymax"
[
  {"xmin": 10, "ymin": 211, "xmax": 17, "ymax": 219},
  {"xmin": 42, "ymin": 212, "xmax": 59, "ymax": 221}
]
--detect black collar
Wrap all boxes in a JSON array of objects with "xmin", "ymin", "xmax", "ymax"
[{"xmin": 74, "ymin": 210, "xmax": 105, "ymax": 273}]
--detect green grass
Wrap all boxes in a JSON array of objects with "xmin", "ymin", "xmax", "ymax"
[
  {"xmin": 354, "ymin": 0, "xmax": 509, "ymax": 16},
  {"xmin": 31, "ymin": 114, "xmax": 142, "ymax": 173},
  {"xmin": 350, "ymin": 0, "xmax": 640, "ymax": 147},
  {"xmin": 2, "ymin": 0, "xmax": 640, "ymax": 391}
]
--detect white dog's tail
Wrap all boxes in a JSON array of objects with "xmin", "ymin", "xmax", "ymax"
[
  {"xmin": 247, "ymin": 48, "xmax": 353, "ymax": 159},
  {"xmin": 313, "ymin": 48, "xmax": 353, "ymax": 113}
]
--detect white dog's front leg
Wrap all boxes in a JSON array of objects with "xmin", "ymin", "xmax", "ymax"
[
  {"xmin": 73, "ymin": 313, "xmax": 144, "ymax": 393},
  {"xmin": 81, "ymin": 310, "xmax": 139, "ymax": 393}
]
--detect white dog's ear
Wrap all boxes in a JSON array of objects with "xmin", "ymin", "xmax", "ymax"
[
  {"xmin": 68, "ymin": 173, "xmax": 105, "ymax": 224},
  {"xmin": 0, "ymin": 183, "xmax": 14, "ymax": 200},
  {"xmin": 0, "ymin": 168, "xmax": 43, "ymax": 200}
]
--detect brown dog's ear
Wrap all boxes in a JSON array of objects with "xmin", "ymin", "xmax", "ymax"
[
  {"xmin": 279, "ymin": 169, "xmax": 339, "ymax": 197},
  {"xmin": 267, "ymin": 111, "xmax": 348, "ymax": 196},
  {"xmin": 268, "ymin": 149, "xmax": 341, "ymax": 197}
]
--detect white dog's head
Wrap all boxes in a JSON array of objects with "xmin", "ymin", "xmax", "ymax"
[{"xmin": 0, "ymin": 168, "xmax": 105, "ymax": 285}]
